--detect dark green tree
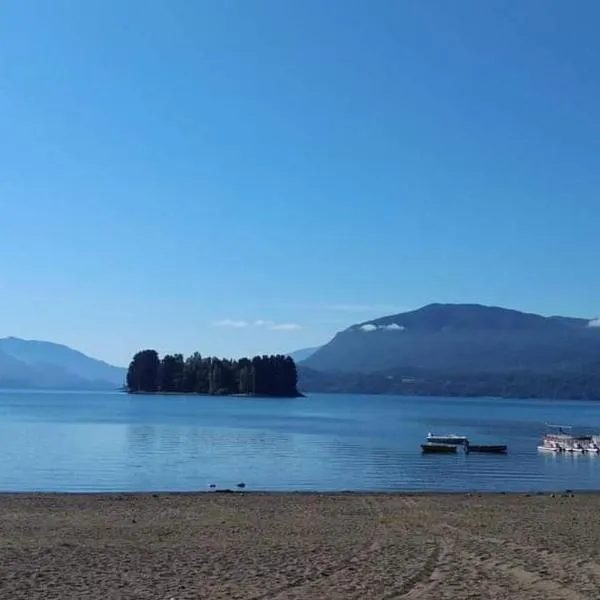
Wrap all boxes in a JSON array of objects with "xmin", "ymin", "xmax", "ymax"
[
  {"xmin": 126, "ymin": 349, "xmax": 160, "ymax": 392},
  {"xmin": 181, "ymin": 352, "xmax": 205, "ymax": 393},
  {"xmin": 158, "ymin": 353, "xmax": 185, "ymax": 392},
  {"xmin": 237, "ymin": 358, "xmax": 254, "ymax": 394},
  {"xmin": 126, "ymin": 349, "xmax": 300, "ymax": 397}
]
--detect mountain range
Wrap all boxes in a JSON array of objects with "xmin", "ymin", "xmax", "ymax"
[
  {"xmin": 0, "ymin": 337, "xmax": 126, "ymax": 390},
  {"xmin": 3, "ymin": 303, "xmax": 600, "ymax": 398},
  {"xmin": 297, "ymin": 304, "xmax": 600, "ymax": 400},
  {"xmin": 301, "ymin": 303, "xmax": 600, "ymax": 374}
]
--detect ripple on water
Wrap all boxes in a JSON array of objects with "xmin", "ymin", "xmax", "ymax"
[{"xmin": 2, "ymin": 391, "xmax": 600, "ymax": 492}]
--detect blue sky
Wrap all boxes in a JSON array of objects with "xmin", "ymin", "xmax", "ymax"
[{"xmin": 1, "ymin": 0, "xmax": 599, "ymax": 366}]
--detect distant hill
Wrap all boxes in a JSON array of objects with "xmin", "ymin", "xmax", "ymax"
[
  {"xmin": 302, "ymin": 303, "xmax": 600, "ymax": 376},
  {"xmin": 297, "ymin": 363, "xmax": 600, "ymax": 400},
  {"xmin": 286, "ymin": 346, "xmax": 320, "ymax": 362},
  {"xmin": 0, "ymin": 337, "xmax": 126, "ymax": 390}
]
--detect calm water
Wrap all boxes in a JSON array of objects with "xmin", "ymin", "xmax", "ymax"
[{"xmin": 1, "ymin": 390, "xmax": 600, "ymax": 492}]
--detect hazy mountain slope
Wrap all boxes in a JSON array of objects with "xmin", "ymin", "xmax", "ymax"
[
  {"xmin": 0, "ymin": 350, "xmax": 96, "ymax": 389},
  {"xmin": 302, "ymin": 303, "xmax": 600, "ymax": 374},
  {"xmin": 0, "ymin": 337, "xmax": 126, "ymax": 389},
  {"xmin": 287, "ymin": 346, "xmax": 320, "ymax": 362}
]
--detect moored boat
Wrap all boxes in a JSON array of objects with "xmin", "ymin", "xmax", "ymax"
[
  {"xmin": 538, "ymin": 424, "xmax": 574, "ymax": 453},
  {"xmin": 567, "ymin": 442, "xmax": 585, "ymax": 453},
  {"xmin": 426, "ymin": 433, "xmax": 469, "ymax": 445},
  {"xmin": 421, "ymin": 443, "xmax": 458, "ymax": 454},
  {"xmin": 537, "ymin": 425, "xmax": 600, "ymax": 454},
  {"xmin": 538, "ymin": 440, "xmax": 563, "ymax": 452}
]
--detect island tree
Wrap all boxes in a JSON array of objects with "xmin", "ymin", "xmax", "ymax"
[
  {"xmin": 126, "ymin": 351, "xmax": 299, "ymax": 397},
  {"xmin": 126, "ymin": 349, "xmax": 160, "ymax": 392}
]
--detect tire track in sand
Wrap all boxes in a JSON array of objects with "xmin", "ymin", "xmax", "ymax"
[
  {"xmin": 443, "ymin": 524, "xmax": 600, "ymax": 597},
  {"xmin": 462, "ymin": 549, "xmax": 590, "ymax": 600},
  {"xmin": 250, "ymin": 496, "xmax": 386, "ymax": 600},
  {"xmin": 390, "ymin": 536, "xmax": 453, "ymax": 599}
]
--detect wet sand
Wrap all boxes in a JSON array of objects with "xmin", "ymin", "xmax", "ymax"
[{"xmin": 0, "ymin": 491, "xmax": 598, "ymax": 599}]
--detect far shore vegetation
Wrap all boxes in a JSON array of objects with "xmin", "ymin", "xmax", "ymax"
[{"xmin": 126, "ymin": 350, "xmax": 300, "ymax": 397}]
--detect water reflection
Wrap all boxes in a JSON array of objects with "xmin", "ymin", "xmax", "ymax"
[{"xmin": 2, "ymin": 391, "xmax": 600, "ymax": 491}]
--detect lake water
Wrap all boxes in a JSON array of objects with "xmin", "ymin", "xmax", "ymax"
[{"xmin": 1, "ymin": 390, "xmax": 600, "ymax": 493}]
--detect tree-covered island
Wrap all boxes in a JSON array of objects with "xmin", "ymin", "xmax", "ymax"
[{"xmin": 126, "ymin": 350, "xmax": 301, "ymax": 397}]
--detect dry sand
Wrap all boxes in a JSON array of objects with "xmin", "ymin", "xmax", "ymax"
[{"xmin": 0, "ymin": 491, "xmax": 598, "ymax": 599}]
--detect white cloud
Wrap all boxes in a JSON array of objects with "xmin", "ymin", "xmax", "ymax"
[
  {"xmin": 270, "ymin": 323, "xmax": 302, "ymax": 331},
  {"xmin": 589, "ymin": 318, "xmax": 600, "ymax": 328},
  {"xmin": 358, "ymin": 323, "xmax": 405, "ymax": 332},
  {"xmin": 212, "ymin": 319, "xmax": 302, "ymax": 332},
  {"xmin": 383, "ymin": 323, "xmax": 405, "ymax": 331},
  {"xmin": 212, "ymin": 319, "xmax": 248, "ymax": 328}
]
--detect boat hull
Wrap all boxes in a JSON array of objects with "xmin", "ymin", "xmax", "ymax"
[
  {"xmin": 538, "ymin": 445, "xmax": 562, "ymax": 452},
  {"xmin": 467, "ymin": 445, "xmax": 507, "ymax": 454},
  {"xmin": 421, "ymin": 444, "xmax": 457, "ymax": 454}
]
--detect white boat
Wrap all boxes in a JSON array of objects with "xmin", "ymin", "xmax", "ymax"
[
  {"xmin": 538, "ymin": 424, "xmax": 573, "ymax": 453},
  {"xmin": 538, "ymin": 425, "xmax": 600, "ymax": 454},
  {"xmin": 538, "ymin": 440, "xmax": 563, "ymax": 452},
  {"xmin": 568, "ymin": 442, "xmax": 585, "ymax": 453},
  {"xmin": 426, "ymin": 433, "xmax": 469, "ymax": 445},
  {"xmin": 586, "ymin": 442, "xmax": 600, "ymax": 453}
]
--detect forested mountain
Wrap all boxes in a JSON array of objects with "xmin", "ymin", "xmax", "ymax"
[
  {"xmin": 126, "ymin": 350, "xmax": 300, "ymax": 397},
  {"xmin": 302, "ymin": 304, "xmax": 600, "ymax": 374},
  {"xmin": 298, "ymin": 364, "xmax": 600, "ymax": 400}
]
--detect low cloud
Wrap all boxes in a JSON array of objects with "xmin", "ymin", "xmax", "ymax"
[
  {"xmin": 212, "ymin": 319, "xmax": 302, "ymax": 332},
  {"xmin": 212, "ymin": 319, "xmax": 248, "ymax": 328},
  {"xmin": 254, "ymin": 320, "xmax": 273, "ymax": 327},
  {"xmin": 589, "ymin": 318, "xmax": 600, "ymax": 328},
  {"xmin": 383, "ymin": 323, "xmax": 405, "ymax": 331},
  {"xmin": 358, "ymin": 323, "xmax": 405, "ymax": 332},
  {"xmin": 270, "ymin": 323, "xmax": 302, "ymax": 331}
]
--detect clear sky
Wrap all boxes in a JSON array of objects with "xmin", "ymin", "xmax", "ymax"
[{"xmin": 1, "ymin": 0, "xmax": 599, "ymax": 366}]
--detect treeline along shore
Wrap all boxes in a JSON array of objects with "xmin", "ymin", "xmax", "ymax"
[{"xmin": 126, "ymin": 349, "xmax": 300, "ymax": 397}]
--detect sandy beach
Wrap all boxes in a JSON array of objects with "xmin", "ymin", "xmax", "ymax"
[{"xmin": 0, "ymin": 491, "xmax": 598, "ymax": 599}]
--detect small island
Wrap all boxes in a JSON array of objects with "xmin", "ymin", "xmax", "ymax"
[{"xmin": 126, "ymin": 350, "xmax": 301, "ymax": 397}]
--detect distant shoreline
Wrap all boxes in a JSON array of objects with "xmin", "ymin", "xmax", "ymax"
[
  {"xmin": 0, "ymin": 387, "xmax": 597, "ymax": 401},
  {"xmin": 295, "ymin": 387, "xmax": 600, "ymax": 402},
  {"xmin": 0, "ymin": 490, "xmax": 593, "ymax": 497},
  {"xmin": 125, "ymin": 390, "xmax": 305, "ymax": 398}
]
